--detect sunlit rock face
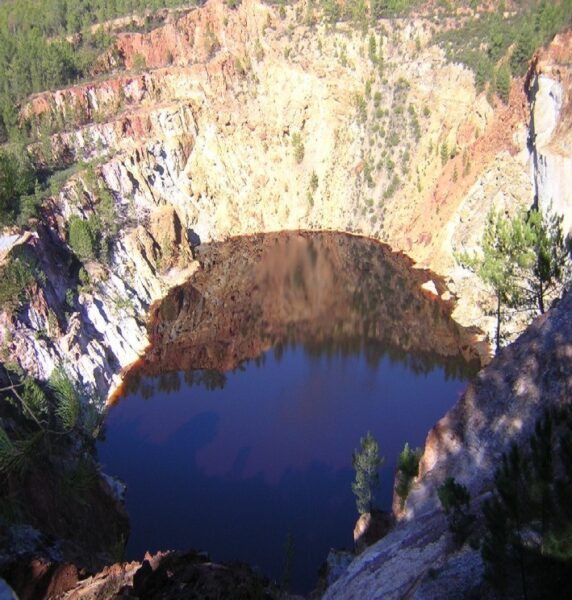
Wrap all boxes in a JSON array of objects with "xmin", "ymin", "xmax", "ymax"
[
  {"xmin": 7, "ymin": 1, "xmax": 572, "ymax": 404},
  {"xmin": 122, "ymin": 231, "xmax": 480, "ymax": 387},
  {"xmin": 530, "ymin": 31, "xmax": 572, "ymax": 238}
]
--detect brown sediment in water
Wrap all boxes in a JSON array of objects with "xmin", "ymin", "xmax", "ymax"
[{"xmin": 110, "ymin": 231, "xmax": 484, "ymax": 405}]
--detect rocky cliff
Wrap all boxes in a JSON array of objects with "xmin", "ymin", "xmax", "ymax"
[
  {"xmin": 324, "ymin": 288, "xmax": 572, "ymax": 600},
  {"xmin": 3, "ymin": 0, "xmax": 561, "ymax": 404},
  {"xmin": 1, "ymin": 1, "xmax": 571, "ymax": 597},
  {"xmin": 529, "ymin": 30, "xmax": 572, "ymax": 238}
]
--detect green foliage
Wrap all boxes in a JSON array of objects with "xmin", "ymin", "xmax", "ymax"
[
  {"xmin": 49, "ymin": 368, "xmax": 80, "ymax": 431},
  {"xmin": 355, "ymin": 93, "xmax": 367, "ymax": 124},
  {"xmin": 0, "ymin": 149, "xmax": 36, "ymax": 225},
  {"xmin": 459, "ymin": 206, "xmax": 571, "ymax": 352},
  {"xmin": 291, "ymin": 132, "xmax": 305, "ymax": 164},
  {"xmin": 482, "ymin": 408, "xmax": 572, "ymax": 597},
  {"xmin": 61, "ymin": 458, "xmax": 98, "ymax": 503},
  {"xmin": 352, "ymin": 431, "xmax": 384, "ymax": 515},
  {"xmin": 368, "ymin": 34, "xmax": 377, "ymax": 63},
  {"xmin": 132, "ymin": 52, "xmax": 147, "ymax": 72},
  {"xmin": 0, "ymin": 0, "xmax": 196, "ymax": 141},
  {"xmin": 347, "ymin": 0, "xmax": 367, "ymax": 32},
  {"xmin": 321, "ymin": 0, "xmax": 341, "ymax": 24},
  {"xmin": 519, "ymin": 206, "xmax": 571, "ymax": 314},
  {"xmin": 496, "ymin": 63, "xmax": 511, "ymax": 104},
  {"xmin": 0, "ymin": 426, "xmax": 20, "ymax": 475},
  {"xmin": 68, "ymin": 215, "xmax": 97, "ymax": 261},
  {"xmin": 371, "ymin": 0, "xmax": 418, "ymax": 19},
  {"xmin": 440, "ymin": 141, "xmax": 449, "ymax": 166},
  {"xmin": 438, "ymin": 476, "xmax": 475, "ymax": 546},
  {"xmin": 310, "ymin": 171, "xmax": 319, "ymax": 193},
  {"xmin": 0, "ymin": 426, "xmax": 42, "ymax": 476},
  {"xmin": 438, "ymin": 476, "xmax": 470, "ymax": 513},
  {"xmin": 0, "ymin": 249, "xmax": 38, "ymax": 312},
  {"xmin": 395, "ymin": 442, "xmax": 421, "ymax": 507},
  {"xmin": 21, "ymin": 378, "xmax": 49, "ymax": 424},
  {"xmin": 436, "ymin": 3, "xmax": 572, "ymax": 93},
  {"xmin": 457, "ymin": 210, "xmax": 526, "ymax": 353}
]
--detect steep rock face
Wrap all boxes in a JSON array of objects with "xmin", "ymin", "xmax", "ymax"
[
  {"xmin": 529, "ymin": 31, "xmax": 572, "ymax": 237},
  {"xmin": 0, "ymin": 208, "xmax": 197, "ymax": 399},
  {"xmin": 6, "ymin": 0, "xmax": 570, "ymax": 402},
  {"xmin": 324, "ymin": 290, "xmax": 572, "ymax": 600}
]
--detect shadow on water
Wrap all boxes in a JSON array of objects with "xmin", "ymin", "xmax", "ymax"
[{"xmin": 99, "ymin": 231, "xmax": 483, "ymax": 594}]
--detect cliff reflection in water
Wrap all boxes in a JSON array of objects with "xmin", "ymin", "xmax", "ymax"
[
  {"xmin": 122, "ymin": 231, "xmax": 480, "ymax": 396},
  {"xmin": 102, "ymin": 232, "xmax": 482, "ymax": 593}
]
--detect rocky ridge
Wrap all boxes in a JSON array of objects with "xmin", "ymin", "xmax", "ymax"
[
  {"xmin": 0, "ymin": 2, "xmax": 571, "ymax": 596},
  {"xmin": 3, "ymin": 0, "xmax": 564, "ymax": 403}
]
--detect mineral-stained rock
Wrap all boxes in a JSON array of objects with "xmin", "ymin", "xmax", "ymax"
[{"xmin": 10, "ymin": 0, "xmax": 568, "ymax": 405}]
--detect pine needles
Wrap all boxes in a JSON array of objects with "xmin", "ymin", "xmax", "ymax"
[{"xmin": 49, "ymin": 368, "xmax": 80, "ymax": 431}]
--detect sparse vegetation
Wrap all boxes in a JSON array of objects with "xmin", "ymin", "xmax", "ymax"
[
  {"xmin": 291, "ymin": 132, "xmax": 305, "ymax": 164},
  {"xmin": 132, "ymin": 52, "xmax": 147, "ymax": 72}
]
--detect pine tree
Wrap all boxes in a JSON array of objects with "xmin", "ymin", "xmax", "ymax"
[
  {"xmin": 437, "ymin": 477, "xmax": 474, "ymax": 545},
  {"xmin": 395, "ymin": 442, "xmax": 421, "ymax": 505},
  {"xmin": 50, "ymin": 367, "xmax": 80, "ymax": 431},
  {"xmin": 520, "ymin": 207, "xmax": 571, "ymax": 314},
  {"xmin": 457, "ymin": 210, "xmax": 521, "ymax": 353},
  {"xmin": 352, "ymin": 431, "xmax": 384, "ymax": 514}
]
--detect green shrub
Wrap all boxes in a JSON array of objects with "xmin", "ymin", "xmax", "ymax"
[
  {"xmin": 0, "ymin": 250, "xmax": 38, "ymax": 311},
  {"xmin": 291, "ymin": 132, "xmax": 305, "ymax": 164},
  {"xmin": 395, "ymin": 442, "xmax": 422, "ymax": 507},
  {"xmin": 440, "ymin": 141, "xmax": 449, "ymax": 166},
  {"xmin": 496, "ymin": 64, "xmax": 511, "ymax": 104},
  {"xmin": 310, "ymin": 171, "xmax": 319, "ymax": 192},
  {"xmin": 0, "ymin": 150, "xmax": 36, "ymax": 226},
  {"xmin": 438, "ymin": 476, "xmax": 475, "ymax": 545},
  {"xmin": 352, "ymin": 431, "xmax": 384, "ymax": 515},
  {"xmin": 132, "ymin": 52, "xmax": 147, "ymax": 72},
  {"xmin": 68, "ymin": 215, "xmax": 97, "ymax": 261}
]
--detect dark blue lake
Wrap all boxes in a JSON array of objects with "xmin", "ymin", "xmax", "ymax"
[{"xmin": 97, "ymin": 232, "xmax": 479, "ymax": 593}]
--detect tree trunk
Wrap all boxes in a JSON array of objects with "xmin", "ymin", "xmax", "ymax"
[{"xmin": 495, "ymin": 293, "xmax": 501, "ymax": 355}]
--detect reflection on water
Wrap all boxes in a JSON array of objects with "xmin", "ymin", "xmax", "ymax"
[
  {"xmin": 123, "ymin": 232, "xmax": 480, "ymax": 389},
  {"xmin": 99, "ymin": 232, "xmax": 481, "ymax": 593}
]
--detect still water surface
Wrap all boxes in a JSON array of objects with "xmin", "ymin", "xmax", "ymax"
[{"xmin": 98, "ymin": 232, "xmax": 479, "ymax": 593}]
